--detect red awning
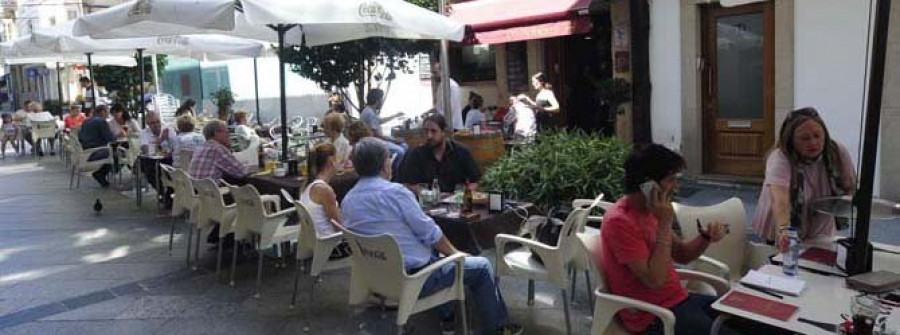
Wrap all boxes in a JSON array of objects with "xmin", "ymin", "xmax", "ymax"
[
  {"xmin": 468, "ymin": 17, "xmax": 593, "ymax": 45},
  {"xmin": 449, "ymin": 0, "xmax": 594, "ymax": 45}
]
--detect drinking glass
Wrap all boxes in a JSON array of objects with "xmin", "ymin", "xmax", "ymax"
[
  {"xmin": 852, "ymin": 295, "xmax": 881, "ymax": 335},
  {"xmin": 417, "ymin": 183, "xmax": 430, "ymax": 208}
]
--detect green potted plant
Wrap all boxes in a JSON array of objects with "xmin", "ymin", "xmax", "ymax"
[
  {"xmin": 209, "ymin": 86, "xmax": 236, "ymax": 119},
  {"xmin": 481, "ymin": 129, "xmax": 630, "ymax": 214}
]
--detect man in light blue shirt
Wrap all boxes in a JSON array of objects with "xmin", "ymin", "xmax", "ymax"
[{"xmin": 342, "ymin": 138, "xmax": 522, "ymax": 335}]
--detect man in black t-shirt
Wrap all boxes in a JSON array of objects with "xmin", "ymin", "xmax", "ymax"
[{"xmin": 398, "ymin": 114, "xmax": 480, "ymax": 193}]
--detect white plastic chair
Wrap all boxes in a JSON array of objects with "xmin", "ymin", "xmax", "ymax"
[
  {"xmin": 31, "ymin": 120, "xmax": 57, "ymax": 158},
  {"xmin": 580, "ymin": 232, "xmax": 731, "ymax": 335},
  {"xmin": 177, "ymin": 149, "xmax": 194, "ymax": 171},
  {"xmin": 193, "ymin": 178, "xmax": 238, "ymax": 274},
  {"xmin": 569, "ymin": 196, "xmax": 615, "ymax": 311},
  {"xmin": 170, "ymin": 169, "xmax": 202, "ymax": 266},
  {"xmin": 672, "ymin": 198, "xmax": 777, "ymax": 281},
  {"xmin": 68, "ymin": 140, "xmax": 113, "ymax": 189},
  {"xmin": 494, "ymin": 206, "xmax": 591, "ymax": 335},
  {"xmin": 153, "ymin": 93, "xmax": 179, "ymax": 125},
  {"xmin": 158, "ymin": 164, "xmax": 183, "ymax": 254},
  {"xmin": 230, "ymin": 184, "xmax": 297, "ymax": 296},
  {"xmin": 233, "ymin": 135, "xmax": 260, "ymax": 167},
  {"xmin": 288, "ymin": 199, "xmax": 351, "ymax": 329},
  {"xmin": 338, "ymin": 226, "xmax": 468, "ymax": 335}
]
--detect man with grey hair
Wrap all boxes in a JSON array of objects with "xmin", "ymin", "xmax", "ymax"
[
  {"xmin": 138, "ymin": 112, "xmax": 175, "ymax": 207},
  {"xmin": 188, "ymin": 120, "xmax": 248, "ymax": 181},
  {"xmin": 342, "ymin": 138, "xmax": 523, "ymax": 335}
]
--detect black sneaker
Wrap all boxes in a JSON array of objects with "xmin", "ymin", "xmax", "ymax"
[
  {"xmin": 440, "ymin": 319, "xmax": 456, "ymax": 335},
  {"xmin": 496, "ymin": 323, "xmax": 524, "ymax": 335}
]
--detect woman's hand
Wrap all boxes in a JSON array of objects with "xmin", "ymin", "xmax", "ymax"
[
  {"xmin": 700, "ymin": 221, "xmax": 729, "ymax": 243},
  {"xmin": 777, "ymin": 228, "xmax": 790, "ymax": 253},
  {"xmin": 651, "ymin": 188, "xmax": 675, "ymax": 229}
]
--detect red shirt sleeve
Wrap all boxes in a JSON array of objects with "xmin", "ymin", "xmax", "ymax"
[{"xmin": 603, "ymin": 214, "xmax": 650, "ymax": 265}]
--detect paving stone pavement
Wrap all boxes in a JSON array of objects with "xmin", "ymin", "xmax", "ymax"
[{"xmin": 0, "ymin": 156, "xmax": 594, "ymax": 334}]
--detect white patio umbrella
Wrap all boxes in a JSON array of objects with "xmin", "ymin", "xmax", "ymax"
[
  {"xmin": 73, "ymin": 0, "xmax": 465, "ymax": 159},
  {"xmin": 28, "ymin": 20, "xmax": 272, "ymax": 125}
]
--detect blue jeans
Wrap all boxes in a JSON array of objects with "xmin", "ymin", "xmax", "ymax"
[
  {"xmin": 644, "ymin": 293, "xmax": 740, "ymax": 335},
  {"xmin": 415, "ymin": 255, "xmax": 509, "ymax": 332}
]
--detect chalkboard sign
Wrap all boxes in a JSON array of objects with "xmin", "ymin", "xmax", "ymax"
[{"xmin": 506, "ymin": 42, "xmax": 529, "ymax": 95}]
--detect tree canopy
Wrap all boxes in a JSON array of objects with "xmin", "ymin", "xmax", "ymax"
[{"xmin": 280, "ymin": 0, "xmax": 439, "ymax": 113}]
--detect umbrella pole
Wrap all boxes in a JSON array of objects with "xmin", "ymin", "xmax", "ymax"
[
  {"xmin": 849, "ymin": 0, "xmax": 893, "ymax": 275},
  {"xmin": 271, "ymin": 24, "xmax": 297, "ymax": 160},
  {"xmin": 254, "ymin": 57, "xmax": 261, "ymax": 126},
  {"xmin": 438, "ymin": 0, "xmax": 453, "ymax": 133},
  {"xmin": 55, "ymin": 62, "xmax": 64, "ymax": 104},
  {"xmin": 86, "ymin": 52, "xmax": 97, "ymax": 108},
  {"xmin": 138, "ymin": 49, "xmax": 146, "ymax": 128},
  {"xmin": 197, "ymin": 60, "xmax": 204, "ymax": 117}
]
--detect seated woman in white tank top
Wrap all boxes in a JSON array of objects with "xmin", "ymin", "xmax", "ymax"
[{"xmin": 300, "ymin": 143, "xmax": 344, "ymax": 237}]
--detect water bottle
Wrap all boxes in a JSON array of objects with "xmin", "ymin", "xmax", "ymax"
[
  {"xmin": 431, "ymin": 178, "xmax": 441, "ymax": 205},
  {"xmin": 782, "ymin": 227, "xmax": 801, "ymax": 276}
]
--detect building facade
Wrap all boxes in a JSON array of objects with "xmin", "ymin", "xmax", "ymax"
[{"xmin": 649, "ymin": 0, "xmax": 900, "ymax": 198}]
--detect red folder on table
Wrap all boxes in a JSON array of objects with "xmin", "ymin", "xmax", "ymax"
[
  {"xmin": 800, "ymin": 247, "xmax": 837, "ymax": 266},
  {"xmin": 720, "ymin": 291, "xmax": 798, "ymax": 321}
]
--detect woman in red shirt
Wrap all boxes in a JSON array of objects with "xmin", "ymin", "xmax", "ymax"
[{"xmin": 63, "ymin": 104, "xmax": 86, "ymax": 130}]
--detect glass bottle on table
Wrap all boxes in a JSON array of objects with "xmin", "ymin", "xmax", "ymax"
[{"xmin": 462, "ymin": 180, "xmax": 473, "ymax": 213}]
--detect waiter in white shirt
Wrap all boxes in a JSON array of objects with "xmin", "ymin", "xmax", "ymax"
[{"xmin": 432, "ymin": 63, "xmax": 463, "ymax": 131}]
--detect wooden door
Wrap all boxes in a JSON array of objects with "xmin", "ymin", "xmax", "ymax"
[{"xmin": 701, "ymin": 2, "xmax": 774, "ymax": 177}]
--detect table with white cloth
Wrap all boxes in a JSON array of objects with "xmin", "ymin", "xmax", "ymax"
[{"xmin": 711, "ymin": 239, "xmax": 900, "ymax": 334}]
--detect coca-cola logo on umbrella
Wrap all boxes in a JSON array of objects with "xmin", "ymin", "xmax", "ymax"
[{"xmin": 358, "ymin": 1, "xmax": 393, "ymax": 22}]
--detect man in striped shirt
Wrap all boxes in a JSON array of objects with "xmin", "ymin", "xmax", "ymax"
[{"xmin": 188, "ymin": 120, "xmax": 248, "ymax": 182}]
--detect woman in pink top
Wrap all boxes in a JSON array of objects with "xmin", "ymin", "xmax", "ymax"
[{"xmin": 753, "ymin": 107, "xmax": 856, "ymax": 248}]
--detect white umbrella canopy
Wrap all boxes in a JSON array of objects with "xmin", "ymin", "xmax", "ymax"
[
  {"xmin": 73, "ymin": 0, "xmax": 464, "ymax": 158},
  {"xmin": 34, "ymin": 21, "xmax": 271, "ymax": 59},
  {"xmin": 72, "ymin": 0, "xmax": 464, "ymax": 46},
  {"xmin": 1, "ymin": 38, "xmax": 137, "ymax": 66},
  {"xmin": 240, "ymin": 0, "xmax": 465, "ymax": 46}
]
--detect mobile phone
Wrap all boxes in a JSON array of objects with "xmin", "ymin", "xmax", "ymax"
[{"xmin": 640, "ymin": 180, "xmax": 660, "ymax": 206}]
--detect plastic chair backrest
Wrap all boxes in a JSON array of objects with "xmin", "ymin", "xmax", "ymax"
[
  {"xmin": 32, "ymin": 120, "xmax": 57, "ymax": 140},
  {"xmin": 193, "ymin": 178, "xmax": 228, "ymax": 229},
  {"xmin": 153, "ymin": 93, "xmax": 179, "ymax": 124},
  {"xmin": 558, "ymin": 207, "xmax": 591, "ymax": 264},
  {"xmin": 293, "ymin": 200, "xmax": 318, "ymax": 260},
  {"xmin": 341, "ymin": 228, "xmax": 406, "ymax": 300},
  {"xmin": 672, "ymin": 197, "xmax": 748, "ymax": 279},
  {"xmin": 230, "ymin": 184, "xmax": 268, "ymax": 239},
  {"xmin": 178, "ymin": 149, "xmax": 194, "ymax": 171}
]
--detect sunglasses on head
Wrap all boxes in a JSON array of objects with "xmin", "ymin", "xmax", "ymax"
[{"xmin": 787, "ymin": 108, "xmax": 819, "ymax": 120}]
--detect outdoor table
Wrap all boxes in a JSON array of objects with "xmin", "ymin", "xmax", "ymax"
[
  {"xmin": 426, "ymin": 200, "xmax": 535, "ymax": 255},
  {"xmin": 711, "ymin": 241, "xmax": 900, "ymax": 334}
]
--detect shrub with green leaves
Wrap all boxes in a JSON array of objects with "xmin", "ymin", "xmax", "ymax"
[{"xmin": 482, "ymin": 130, "xmax": 630, "ymax": 212}]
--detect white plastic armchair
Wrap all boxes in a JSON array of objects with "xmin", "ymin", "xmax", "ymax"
[
  {"xmin": 158, "ymin": 164, "xmax": 179, "ymax": 254},
  {"xmin": 581, "ymin": 231, "xmax": 730, "ymax": 335},
  {"xmin": 68, "ymin": 140, "xmax": 113, "ymax": 189},
  {"xmin": 569, "ymin": 196, "xmax": 615, "ymax": 310},
  {"xmin": 233, "ymin": 134, "xmax": 261, "ymax": 167},
  {"xmin": 288, "ymin": 200, "xmax": 350, "ymax": 330},
  {"xmin": 193, "ymin": 178, "xmax": 238, "ymax": 275},
  {"xmin": 230, "ymin": 184, "xmax": 297, "ymax": 296},
  {"xmin": 177, "ymin": 149, "xmax": 194, "ymax": 171},
  {"xmin": 168, "ymin": 169, "xmax": 200, "ymax": 266},
  {"xmin": 338, "ymin": 226, "xmax": 468, "ymax": 335},
  {"xmin": 494, "ymin": 206, "xmax": 591, "ymax": 335},
  {"xmin": 31, "ymin": 120, "xmax": 57, "ymax": 157},
  {"xmin": 672, "ymin": 197, "xmax": 776, "ymax": 282}
]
